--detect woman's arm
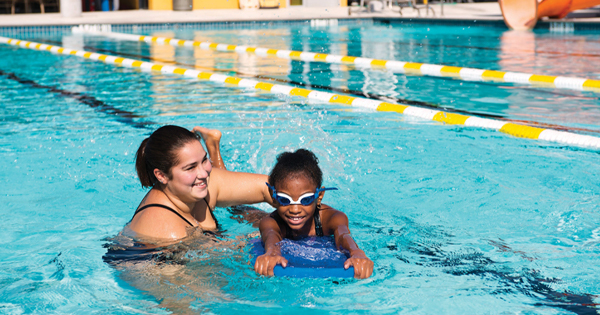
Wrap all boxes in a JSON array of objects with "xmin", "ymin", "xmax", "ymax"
[
  {"xmin": 193, "ymin": 126, "xmax": 273, "ymax": 208},
  {"xmin": 209, "ymin": 168, "xmax": 274, "ymax": 208},
  {"xmin": 324, "ymin": 208, "xmax": 374, "ymax": 279},
  {"xmin": 254, "ymin": 216, "xmax": 288, "ymax": 276}
]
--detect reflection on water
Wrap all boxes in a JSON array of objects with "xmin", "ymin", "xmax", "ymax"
[
  {"xmin": 122, "ymin": 24, "xmax": 600, "ymax": 132},
  {"xmin": 499, "ymin": 30, "xmax": 600, "ymax": 128},
  {"xmin": 500, "ymin": 30, "xmax": 600, "ymax": 76}
]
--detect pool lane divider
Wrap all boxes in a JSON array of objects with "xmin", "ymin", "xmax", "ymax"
[
  {"xmin": 73, "ymin": 28, "xmax": 600, "ymax": 94},
  {"xmin": 2, "ymin": 36, "xmax": 600, "ymax": 149},
  {"xmin": 34, "ymin": 38, "xmax": 600, "ymax": 136},
  {"xmin": 34, "ymin": 39, "xmax": 600, "ymax": 137}
]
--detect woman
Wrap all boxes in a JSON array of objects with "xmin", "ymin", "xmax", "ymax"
[{"xmin": 127, "ymin": 125, "xmax": 273, "ymax": 241}]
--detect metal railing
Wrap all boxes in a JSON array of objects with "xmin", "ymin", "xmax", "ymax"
[{"xmin": 354, "ymin": 0, "xmax": 438, "ymax": 16}]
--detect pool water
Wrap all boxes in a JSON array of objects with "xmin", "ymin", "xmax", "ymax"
[{"xmin": 1, "ymin": 21, "xmax": 599, "ymax": 314}]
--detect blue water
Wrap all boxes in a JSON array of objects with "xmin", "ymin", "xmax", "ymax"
[{"xmin": 1, "ymin": 21, "xmax": 600, "ymax": 314}]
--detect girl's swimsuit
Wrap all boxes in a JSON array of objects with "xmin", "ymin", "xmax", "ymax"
[
  {"xmin": 131, "ymin": 198, "xmax": 220, "ymax": 230},
  {"xmin": 269, "ymin": 207, "xmax": 323, "ymax": 239}
]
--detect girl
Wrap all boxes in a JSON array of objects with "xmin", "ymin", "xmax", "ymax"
[{"xmin": 254, "ymin": 149, "xmax": 374, "ymax": 279}]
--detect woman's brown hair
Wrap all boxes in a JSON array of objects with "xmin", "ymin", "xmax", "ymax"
[{"xmin": 135, "ymin": 125, "xmax": 198, "ymax": 188}]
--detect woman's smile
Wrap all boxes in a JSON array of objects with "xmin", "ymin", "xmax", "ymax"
[{"xmin": 192, "ymin": 180, "xmax": 207, "ymax": 189}]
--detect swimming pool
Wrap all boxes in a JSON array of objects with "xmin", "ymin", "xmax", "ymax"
[{"xmin": 1, "ymin": 20, "xmax": 599, "ymax": 314}]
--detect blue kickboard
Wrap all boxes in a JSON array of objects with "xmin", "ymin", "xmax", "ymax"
[{"xmin": 249, "ymin": 237, "xmax": 354, "ymax": 278}]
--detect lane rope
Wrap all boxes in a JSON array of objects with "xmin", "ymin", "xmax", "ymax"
[
  {"xmin": 35, "ymin": 37, "xmax": 600, "ymax": 136},
  {"xmin": 72, "ymin": 26, "xmax": 600, "ymax": 94},
  {"xmin": 2, "ymin": 35, "xmax": 599, "ymax": 149}
]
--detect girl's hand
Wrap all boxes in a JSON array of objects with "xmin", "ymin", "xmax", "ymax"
[
  {"xmin": 344, "ymin": 250, "xmax": 374, "ymax": 279},
  {"xmin": 254, "ymin": 253, "xmax": 288, "ymax": 276}
]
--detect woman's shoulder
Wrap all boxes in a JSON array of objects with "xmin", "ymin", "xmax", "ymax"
[{"xmin": 128, "ymin": 196, "xmax": 191, "ymax": 240}]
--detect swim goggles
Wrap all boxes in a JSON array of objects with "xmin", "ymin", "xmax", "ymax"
[{"xmin": 266, "ymin": 182, "xmax": 338, "ymax": 206}]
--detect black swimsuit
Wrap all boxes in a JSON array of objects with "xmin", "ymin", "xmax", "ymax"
[
  {"xmin": 103, "ymin": 199, "xmax": 219, "ymax": 267},
  {"xmin": 131, "ymin": 198, "xmax": 220, "ymax": 230},
  {"xmin": 270, "ymin": 207, "xmax": 323, "ymax": 240}
]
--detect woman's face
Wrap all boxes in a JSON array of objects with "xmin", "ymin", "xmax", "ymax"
[
  {"xmin": 275, "ymin": 175, "xmax": 319, "ymax": 234},
  {"xmin": 165, "ymin": 140, "xmax": 212, "ymax": 203}
]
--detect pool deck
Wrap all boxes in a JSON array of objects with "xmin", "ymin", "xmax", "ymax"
[{"xmin": 1, "ymin": 3, "xmax": 599, "ymax": 28}]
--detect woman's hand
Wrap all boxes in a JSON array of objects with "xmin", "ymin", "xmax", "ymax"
[
  {"xmin": 191, "ymin": 126, "xmax": 226, "ymax": 170},
  {"xmin": 344, "ymin": 250, "xmax": 374, "ymax": 279},
  {"xmin": 254, "ymin": 253, "xmax": 288, "ymax": 277}
]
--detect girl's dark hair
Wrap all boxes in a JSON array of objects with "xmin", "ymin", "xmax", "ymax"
[
  {"xmin": 268, "ymin": 149, "xmax": 323, "ymax": 189},
  {"xmin": 135, "ymin": 125, "xmax": 198, "ymax": 188}
]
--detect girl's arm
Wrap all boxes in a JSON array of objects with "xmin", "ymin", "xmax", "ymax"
[
  {"xmin": 254, "ymin": 216, "xmax": 288, "ymax": 276},
  {"xmin": 324, "ymin": 207, "xmax": 374, "ymax": 279}
]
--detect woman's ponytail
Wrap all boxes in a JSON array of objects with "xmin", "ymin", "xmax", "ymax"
[{"xmin": 135, "ymin": 137, "xmax": 153, "ymax": 188}]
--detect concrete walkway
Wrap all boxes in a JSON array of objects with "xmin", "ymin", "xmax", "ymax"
[
  {"xmin": 0, "ymin": 3, "xmax": 504, "ymax": 27},
  {"xmin": 0, "ymin": 2, "xmax": 599, "ymax": 27}
]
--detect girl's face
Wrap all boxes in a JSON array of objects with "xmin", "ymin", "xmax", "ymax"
[
  {"xmin": 163, "ymin": 140, "xmax": 212, "ymax": 203},
  {"xmin": 275, "ymin": 175, "xmax": 319, "ymax": 234}
]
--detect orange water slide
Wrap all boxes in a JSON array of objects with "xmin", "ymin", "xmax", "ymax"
[{"xmin": 499, "ymin": 0, "xmax": 600, "ymax": 30}]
